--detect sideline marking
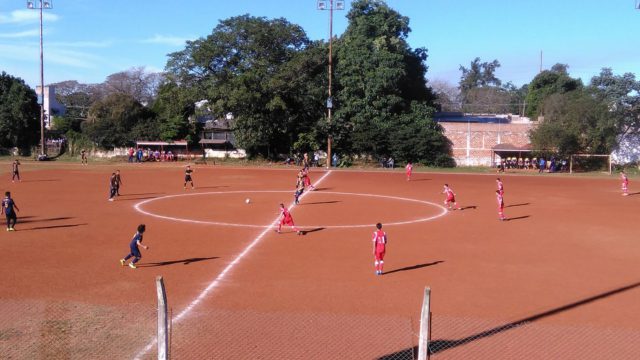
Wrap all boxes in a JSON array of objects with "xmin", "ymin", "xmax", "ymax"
[
  {"xmin": 132, "ymin": 171, "xmax": 333, "ymax": 360},
  {"xmin": 134, "ymin": 191, "xmax": 448, "ymax": 228}
]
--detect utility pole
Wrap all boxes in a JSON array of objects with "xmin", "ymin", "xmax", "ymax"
[
  {"xmin": 27, "ymin": 0, "xmax": 53, "ymax": 158},
  {"xmin": 317, "ymin": 0, "xmax": 345, "ymax": 168}
]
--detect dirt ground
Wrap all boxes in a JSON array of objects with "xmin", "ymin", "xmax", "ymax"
[{"xmin": 1, "ymin": 161, "xmax": 638, "ymax": 359}]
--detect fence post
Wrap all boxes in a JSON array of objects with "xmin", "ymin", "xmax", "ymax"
[
  {"xmin": 156, "ymin": 276, "xmax": 169, "ymax": 360},
  {"xmin": 417, "ymin": 286, "xmax": 431, "ymax": 360}
]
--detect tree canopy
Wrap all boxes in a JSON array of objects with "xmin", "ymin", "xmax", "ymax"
[
  {"xmin": 0, "ymin": 72, "xmax": 40, "ymax": 154},
  {"xmin": 333, "ymin": 0, "xmax": 448, "ymax": 165},
  {"xmin": 524, "ymin": 65, "xmax": 582, "ymax": 118}
]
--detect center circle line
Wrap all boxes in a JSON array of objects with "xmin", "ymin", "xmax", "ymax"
[{"xmin": 133, "ymin": 190, "xmax": 448, "ymax": 228}]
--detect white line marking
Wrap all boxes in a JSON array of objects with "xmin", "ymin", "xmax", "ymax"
[
  {"xmin": 132, "ymin": 170, "xmax": 333, "ymax": 360},
  {"xmin": 134, "ymin": 191, "xmax": 448, "ymax": 228}
]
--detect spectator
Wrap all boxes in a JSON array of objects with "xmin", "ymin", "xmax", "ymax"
[
  {"xmin": 387, "ymin": 157, "xmax": 395, "ymax": 169},
  {"xmin": 538, "ymin": 158, "xmax": 546, "ymax": 173}
]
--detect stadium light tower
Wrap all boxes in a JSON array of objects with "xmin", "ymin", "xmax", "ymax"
[
  {"xmin": 27, "ymin": 0, "xmax": 53, "ymax": 158},
  {"xmin": 317, "ymin": 0, "xmax": 345, "ymax": 168}
]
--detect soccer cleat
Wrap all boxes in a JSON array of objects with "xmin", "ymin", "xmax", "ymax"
[
  {"xmin": 9, "ymin": 227, "xmax": 15, "ymax": 231},
  {"xmin": 297, "ymin": 231, "xmax": 303, "ymax": 235},
  {"xmin": 108, "ymin": 198, "xmax": 114, "ymax": 202},
  {"xmin": 6, "ymin": 228, "xmax": 9, "ymax": 231},
  {"xmin": 120, "ymin": 259, "xmax": 125, "ymax": 266},
  {"xmin": 129, "ymin": 263, "xmax": 137, "ymax": 269}
]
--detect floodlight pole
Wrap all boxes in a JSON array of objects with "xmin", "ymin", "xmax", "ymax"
[
  {"xmin": 28, "ymin": 0, "xmax": 52, "ymax": 158},
  {"xmin": 318, "ymin": 0, "xmax": 344, "ymax": 168}
]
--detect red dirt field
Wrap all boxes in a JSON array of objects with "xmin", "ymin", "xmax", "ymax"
[{"xmin": 1, "ymin": 161, "xmax": 639, "ymax": 359}]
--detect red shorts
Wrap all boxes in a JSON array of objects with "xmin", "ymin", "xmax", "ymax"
[
  {"xmin": 446, "ymin": 196, "xmax": 455, "ymax": 203},
  {"xmin": 375, "ymin": 250, "xmax": 386, "ymax": 261},
  {"xmin": 304, "ymin": 178, "xmax": 311, "ymax": 186},
  {"xmin": 281, "ymin": 217, "xmax": 294, "ymax": 226}
]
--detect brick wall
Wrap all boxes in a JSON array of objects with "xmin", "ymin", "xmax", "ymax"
[{"xmin": 440, "ymin": 122, "xmax": 535, "ymax": 166}]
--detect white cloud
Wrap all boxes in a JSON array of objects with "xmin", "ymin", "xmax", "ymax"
[
  {"xmin": 0, "ymin": 10, "xmax": 59, "ymax": 24},
  {"xmin": 0, "ymin": 43, "xmax": 100, "ymax": 69},
  {"xmin": 141, "ymin": 34, "xmax": 191, "ymax": 47},
  {"xmin": 0, "ymin": 29, "xmax": 40, "ymax": 38},
  {"xmin": 49, "ymin": 40, "xmax": 114, "ymax": 48}
]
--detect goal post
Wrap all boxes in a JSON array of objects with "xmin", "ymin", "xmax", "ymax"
[{"xmin": 569, "ymin": 154, "xmax": 612, "ymax": 175}]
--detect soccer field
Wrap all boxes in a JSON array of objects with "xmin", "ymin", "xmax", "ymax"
[{"xmin": 1, "ymin": 161, "xmax": 639, "ymax": 359}]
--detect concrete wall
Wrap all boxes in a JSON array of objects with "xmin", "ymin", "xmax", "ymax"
[{"xmin": 439, "ymin": 122, "xmax": 535, "ymax": 166}]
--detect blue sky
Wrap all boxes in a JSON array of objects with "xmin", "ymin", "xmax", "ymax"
[{"xmin": 1, "ymin": 0, "xmax": 639, "ymax": 89}]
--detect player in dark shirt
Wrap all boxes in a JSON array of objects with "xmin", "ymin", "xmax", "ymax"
[
  {"xmin": 115, "ymin": 170, "xmax": 123, "ymax": 196},
  {"xmin": 184, "ymin": 165, "xmax": 194, "ymax": 190},
  {"xmin": 120, "ymin": 224, "xmax": 148, "ymax": 269},
  {"xmin": 1, "ymin": 191, "xmax": 20, "ymax": 231},
  {"xmin": 108, "ymin": 172, "xmax": 118, "ymax": 201},
  {"xmin": 11, "ymin": 160, "xmax": 21, "ymax": 182}
]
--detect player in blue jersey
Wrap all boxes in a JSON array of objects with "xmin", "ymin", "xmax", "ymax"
[
  {"xmin": 120, "ymin": 224, "xmax": 148, "ymax": 269},
  {"xmin": 1, "ymin": 191, "xmax": 20, "ymax": 231}
]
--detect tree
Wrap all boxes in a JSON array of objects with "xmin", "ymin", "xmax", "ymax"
[
  {"xmin": 529, "ymin": 90, "xmax": 617, "ymax": 156},
  {"xmin": 457, "ymin": 57, "xmax": 520, "ymax": 114},
  {"xmin": 589, "ymin": 68, "xmax": 640, "ymax": 139},
  {"xmin": 524, "ymin": 64, "xmax": 582, "ymax": 118},
  {"xmin": 103, "ymin": 67, "xmax": 163, "ymax": 105},
  {"xmin": 459, "ymin": 57, "xmax": 502, "ymax": 93},
  {"xmin": 152, "ymin": 80, "xmax": 196, "ymax": 142},
  {"xmin": 0, "ymin": 72, "xmax": 39, "ymax": 154},
  {"xmin": 83, "ymin": 93, "xmax": 156, "ymax": 148},
  {"xmin": 430, "ymin": 79, "xmax": 461, "ymax": 111},
  {"xmin": 333, "ymin": 0, "xmax": 448, "ymax": 163},
  {"xmin": 389, "ymin": 102, "xmax": 454, "ymax": 166},
  {"xmin": 166, "ymin": 15, "xmax": 312, "ymax": 157}
]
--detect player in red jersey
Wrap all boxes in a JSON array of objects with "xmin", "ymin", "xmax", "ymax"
[
  {"xmin": 442, "ymin": 184, "xmax": 460, "ymax": 211},
  {"xmin": 496, "ymin": 190, "xmax": 506, "ymax": 221},
  {"xmin": 302, "ymin": 168, "xmax": 316, "ymax": 191},
  {"xmin": 621, "ymin": 170, "xmax": 629, "ymax": 196},
  {"xmin": 372, "ymin": 223, "xmax": 388, "ymax": 275},
  {"xmin": 496, "ymin": 177, "xmax": 504, "ymax": 196},
  {"xmin": 405, "ymin": 162, "xmax": 413, "ymax": 181},
  {"xmin": 276, "ymin": 203, "xmax": 302, "ymax": 235}
]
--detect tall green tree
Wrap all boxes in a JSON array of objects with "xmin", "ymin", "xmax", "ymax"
[
  {"xmin": 166, "ymin": 15, "xmax": 312, "ymax": 157},
  {"xmin": 589, "ymin": 68, "xmax": 640, "ymax": 139},
  {"xmin": 0, "ymin": 72, "xmax": 39, "ymax": 154},
  {"xmin": 529, "ymin": 90, "xmax": 617, "ymax": 156},
  {"xmin": 83, "ymin": 93, "xmax": 156, "ymax": 148},
  {"xmin": 524, "ymin": 64, "xmax": 582, "ymax": 118},
  {"xmin": 334, "ymin": 0, "xmax": 447, "ymax": 164},
  {"xmin": 152, "ymin": 80, "xmax": 196, "ymax": 142},
  {"xmin": 459, "ymin": 57, "xmax": 501, "ymax": 93}
]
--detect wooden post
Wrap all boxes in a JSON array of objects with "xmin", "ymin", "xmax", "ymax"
[
  {"xmin": 156, "ymin": 276, "xmax": 169, "ymax": 360},
  {"xmin": 417, "ymin": 287, "xmax": 431, "ymax": 360}
]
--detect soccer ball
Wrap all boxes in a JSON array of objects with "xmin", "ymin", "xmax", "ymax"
[{"xmin": 245, "ymin": 198, "xmax": 251, "ymax": 204}]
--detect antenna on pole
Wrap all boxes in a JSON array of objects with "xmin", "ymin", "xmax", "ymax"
[{"xmin": 539, "ymin": 50, "xmax": 543, "ymax": 73}]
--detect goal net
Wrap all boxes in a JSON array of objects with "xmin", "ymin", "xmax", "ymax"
[{"xmin": 569, "ymin": 154, "xmax": 612, "ymax": 174}]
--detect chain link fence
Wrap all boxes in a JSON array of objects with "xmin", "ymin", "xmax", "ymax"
[
  {"xmin": 3, "ymin": 300, "xmax": 640, "ymax": 360},
  {"xmin": 164, "ymin": 309, "xmax": 416, "ymax": 360},
  {"xmin": 0, "ymin": 299, "xmax": 155, "ymax": 360},
  {"xmin": 429, "ymin": 314, "xmax": 640, "ymax": 359}
]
